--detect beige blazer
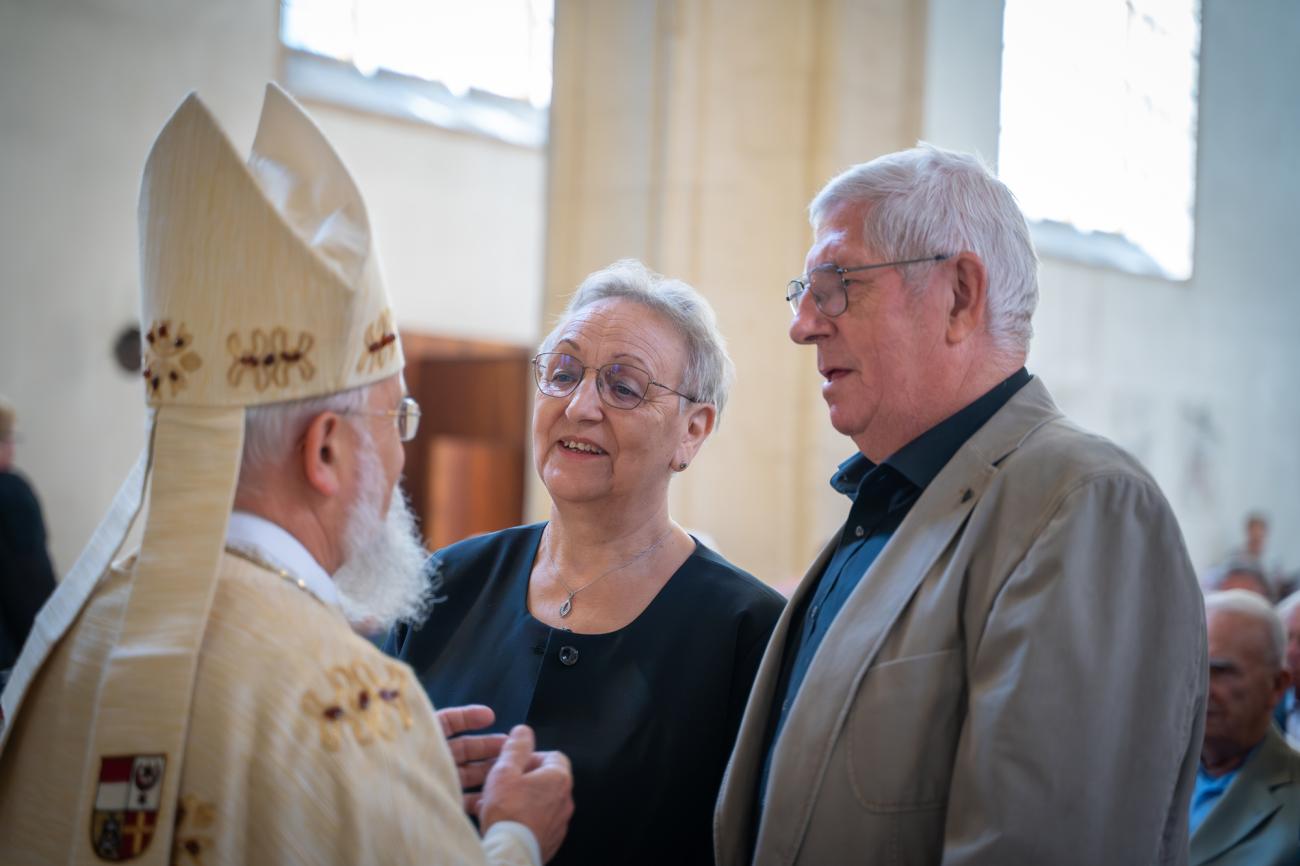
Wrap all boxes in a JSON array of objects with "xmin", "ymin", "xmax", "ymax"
[
  {"xmin": 716, "ymin": 378, "xmax": 1207, "ymax": 866},
  {"xmin": 1190, "ymin": 725, "xmax": 1300, "ymax": 866},
  {"xmin": 0, "ymin": 553, "xmax": 533, "ymax": 866}
]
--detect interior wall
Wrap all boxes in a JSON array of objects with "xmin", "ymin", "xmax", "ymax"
[
  {"xmin": 0, "ymin": 0, "xmax": 546, "ymax": 571},
  {"xmin": 922, "ymin": 0, "xmax": 1300, "ymax": 574}
]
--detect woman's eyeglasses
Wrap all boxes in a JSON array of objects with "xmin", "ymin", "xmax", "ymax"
[{"xmin": 532, "ymin": 353, "xmax": 700, "ymax": 410}]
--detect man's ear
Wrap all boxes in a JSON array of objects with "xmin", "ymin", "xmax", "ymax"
[
  {"xmin": 301, "ymin": 411, "xmax": 345, "ymax": 497},
  {"xmin": 673, "ymin": 403, "xmax": 717, "ymax": 470},
  {"xmin": 946, "ymin": 252, "xmax": 988, "ymax": 345}
]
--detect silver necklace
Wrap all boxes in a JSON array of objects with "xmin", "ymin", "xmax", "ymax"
[{"xmin": 548, "ymin": 525, "xmax": 675, "ymax": 618}]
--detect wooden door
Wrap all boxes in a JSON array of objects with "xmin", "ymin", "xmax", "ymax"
[{"xmin": 399, "ymin": 333, "xmax": 532, "ymax": 551}]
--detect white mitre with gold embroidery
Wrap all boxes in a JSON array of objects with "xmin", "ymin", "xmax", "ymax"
[
  {"xmin": 138, "ymin": 83, "xmax": 401, "ymax": 406},
  {"xmin": 0, "ymin": 83, "xmax": 403, "ymax": 866}
]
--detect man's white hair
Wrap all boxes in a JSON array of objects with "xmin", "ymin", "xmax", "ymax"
[
  {"xmin": 540, "ymin": 259, "xmax": 736, "ymax": 421},
  {"xmin": 237, "ymin": 384, "xmax": 373, "ymax": 490},
  {"xmin": 809, "ymin": 143, "xmax": 1039, "ymax": 360},
  {"xmin": 1277, "ymin": 590, "xmax": 1300, "ymax": 633},
  {"xmin": 1205, "ymin": 589, "xmax": 1286, "ymax": 668}
]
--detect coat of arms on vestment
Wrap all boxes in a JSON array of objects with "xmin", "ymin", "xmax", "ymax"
[{"xmin": 90, "ymin": 754, "xmax": 166, "ymax": 861}]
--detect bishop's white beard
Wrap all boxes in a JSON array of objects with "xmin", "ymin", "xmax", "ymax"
[{"xmin": 332, "ymin": 440, "xmax": 434, "ymax": 636}]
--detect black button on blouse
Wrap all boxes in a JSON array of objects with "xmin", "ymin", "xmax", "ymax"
[{"xmin": 387, "ymin": 523, "xmax": 785, "ymax": 866}]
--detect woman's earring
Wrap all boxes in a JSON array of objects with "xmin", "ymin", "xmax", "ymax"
[{"xmin": 677, "ymin": 462, "xmax": 688, "ymax": 471}]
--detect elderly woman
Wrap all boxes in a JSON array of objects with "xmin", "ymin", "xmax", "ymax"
[{"xmin": 389, "ymin": 260, "xmax": 784, "ymax": 865}]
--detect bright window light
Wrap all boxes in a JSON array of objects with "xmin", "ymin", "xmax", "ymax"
[
  {"xmin": 281, "ymin": 0, "xmax": 554, "ymax": 108},
  {"xmin": 999, "ymin": 0, "xmax": 1200, "ymax": 280}
]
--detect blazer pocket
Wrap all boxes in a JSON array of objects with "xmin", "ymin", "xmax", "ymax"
[{"xmin": 847, "ymin": 648, "xmax": 963, "ymax": 813}]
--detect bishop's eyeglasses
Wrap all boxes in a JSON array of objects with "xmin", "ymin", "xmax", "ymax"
[
  {"xmin": 532, "ymin": 352, "xmax": 701, "ymax": 411},
  {"xmin": 785, "ymin": 254, "xmax": 949, "ymax": 317},
  {"xmin": 346, "ymin": 396, "xmax": 422, "ymax": 442}
]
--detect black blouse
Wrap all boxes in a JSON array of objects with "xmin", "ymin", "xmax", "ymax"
[{"xmin": 388, "ymin": 523, "xmax": 785, "ymax": 866}]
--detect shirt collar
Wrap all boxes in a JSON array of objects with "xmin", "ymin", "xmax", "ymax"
[
  {"xmin": 1198, "ymin": 739, "xmax": 1263, "ymax": 782},
  {"xmin": 829, "ymin": 368, "xmax": 1032, "ymax": 498},
  {"xmin": 829, "ymin": 452, "xmax": 875, "ymax": 496},
  {"xmin": 225, "ymin": 511, "xmax": 342, "ymax": 611}
]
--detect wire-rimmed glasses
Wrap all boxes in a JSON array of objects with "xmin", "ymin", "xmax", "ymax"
[
  {"xmin": 785, "ymin": 254, "xmax": 950, "ymax": 317},
  {"xmin": 532, "ymin": 352, "xmax": 701, "ymax": 410},
  {"xmin": 346, "ymin": 396, "xmax": 422, "ymax": 442}
]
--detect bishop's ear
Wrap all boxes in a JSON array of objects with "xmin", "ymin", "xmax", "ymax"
[
  {"xmin": 300, "ymin": 411, "xmax": 345, "ymax": 497},
  {"xmin": 946, "ymin": 252, "xmax": 988, "ymax": 345}
]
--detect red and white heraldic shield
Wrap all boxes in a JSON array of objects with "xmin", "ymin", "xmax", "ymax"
[{"xmin": 90, "ymin": 754, "xmax": 167, "ymax": 862}]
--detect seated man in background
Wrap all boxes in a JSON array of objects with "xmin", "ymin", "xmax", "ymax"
[
  {"xmin": 0, "ymin": 84, "xmax": 571, "ymax": 865},
  {"xmin": 1219, "ymin": 564, "xmax": 1275, "ymax": 601},
  {"xmin": 1191, "ymin": 590, "xmax": 1300, "ymax": 866},
  {"xmin": 1274, "ymin": 591, "xmax": 1300, "ymax": 747}
]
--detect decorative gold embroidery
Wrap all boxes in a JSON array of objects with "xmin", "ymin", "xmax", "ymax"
[
  {"xmin": 142, "ymin": 321, "xmax": 202, "ymax": 398},
  {"xmin": 226, "ymin": 328, "xmax": 316, "ymax": 391},
  {"xmin": 356, "ymin": 308, "xmax": 397, "ymax": 373},
  {"xmin": 301, "ymin": 660, "xmax": 414, "ymax": 751},
  {"xmin": 171, "ymin": 795, "xmax": 216, "ymax": 865}
]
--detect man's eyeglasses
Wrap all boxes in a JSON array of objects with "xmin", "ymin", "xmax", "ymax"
[
  {"xmin": 346, "ymin": 396, "xmax": 422, "ymax": 442},
  {"xmin": 532, "ymin": 352, "xmax": 701, "ymax": 410},
  {"xmin": 785, "ymin": 254, "xmax": 949, "ymax": 317}
]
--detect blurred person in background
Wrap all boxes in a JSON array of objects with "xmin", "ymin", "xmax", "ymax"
[
  {"xmin": 0, "ymin": 397, "xmax": 56, "ymax": 683},
  {"xmin": 1191, "ymin": 590, "xmax": 1300, "ymax": 866},
  {"xmin": 1219, "ymin": 565, "xmax": 1276, "ymax": 602},
  {"xmin": 1274, "ymin": 591, "xmax": 1300, "ymax": 748},
  {"xmin": 1234, "ymin": 512, "xmax": 1272, "ymax": 574},
  {"xmin": 1216, "ymin": 512, "xmax": 1287, "ymax": 596}
]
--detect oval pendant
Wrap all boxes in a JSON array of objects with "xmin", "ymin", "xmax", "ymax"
[{"xmin": 559, "ymin": 598, "xmax": 573, "ymax": 618}]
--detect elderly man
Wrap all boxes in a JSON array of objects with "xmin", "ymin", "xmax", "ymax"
[
  {"xmin": 1191, "ymin": 591, "xmax": 1300, "ymax": 865},
  {"xmin": 715, "ymin": 145, "xmax": 1207, "ymax": 864},
  {"xmin": 0, "ymin": 85, "xmax": 571, "ymax": 865},
  {"xmin": 1275, "ymin": 591, "xmax": 1300, "ymax": 747}
]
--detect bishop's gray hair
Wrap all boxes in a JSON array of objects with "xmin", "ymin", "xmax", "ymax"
[
  {"xmin": 540, "ymin": 259, "xmax": 736, "ymax": 421},
  {"xmin": 237, "ymin": 383, "xmax": 373, "ymax": 491},
  {"xmin": 1205, "ymin": 589, "xmax": 1287, "ymax": 669},
  {"xmin": 810, "ymin": 143, "xmax": 1039, "ymax": 360}
]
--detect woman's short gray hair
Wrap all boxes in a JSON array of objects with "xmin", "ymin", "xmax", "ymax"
[
  {"xmin": 540, "ymin": 259, "xmax": 735, "ymax": 418},
  {"xmin": 809, "ymin": 143, "xmax": 1039, "ymax": 358},
  {"xmin": 238, "ymin": 383, "xmax": 372, "ymax": 491},
  {"xmin": 1205, "ymin": 589, "xmax": 1286, "ymax": 669}
]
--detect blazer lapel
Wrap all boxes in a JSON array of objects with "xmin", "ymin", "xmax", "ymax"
[
  {"xmin": 715, "ymin": 540, "xmax": 836, "ymax": 865},
  {"xmin": 750, "ymin": 378, "xmax": 1064, "ymax": 865},
  {"xmin": 1190, "ymin": 727, "xmax": 1296, "ymax": 865}
]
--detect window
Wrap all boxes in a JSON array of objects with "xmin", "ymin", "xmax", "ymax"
[
  {"xmin": 280, "ymin": 0, "xmax": 554, "ymax": 147},
  {"xmin": 998, "ymin": 0, "xmax": 1200, "ymax": 280}
]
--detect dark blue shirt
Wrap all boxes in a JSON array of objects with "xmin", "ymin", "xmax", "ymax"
[{"xmin": 757, "ymin": 367, "xmax": 1031, "ymax": 808}]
